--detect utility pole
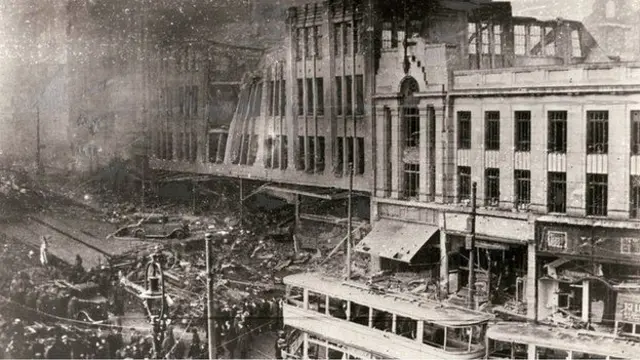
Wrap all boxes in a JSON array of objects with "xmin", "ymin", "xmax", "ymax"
[
  {"xmin": 205, "ymin": 235, "xmax": 217, "ymax": 359},
  {"xmin": 36, "ymin": 106, "xmax": 43, "ymax": 175},
  {"xmin": 346, "ymin": 162, "xmax": 353, "ymax": 280},
  {"xmin": 468, "ymin": 182, "xmax": 477, "ymax": 309}
]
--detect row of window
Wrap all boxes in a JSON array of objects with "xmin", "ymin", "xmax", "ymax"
[
  {"xmin": 154, "ymin": 131, "xmax": 197, "ymax": 163},
  {"xmin": 458, "ymin": 110, "xmax": 640, "ymax": 154},
  {"xmin": 468, "ymin": 23, "xmax": 503, "ymax": 55},
  {"xmin": 457, "ymin": 168, "xmax": 617, "ymax": 216},
  {"xmin": 294, "ymin": 20, "xmax": 363, "ymax": 60},
  {"xmin": 513, "ymin": 24, "xmax": 581, "ymax": 58}
]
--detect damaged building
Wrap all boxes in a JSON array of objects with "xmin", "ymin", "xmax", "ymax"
[{"xmin": 140, "ymin": 0, "xmax": 640, "ymax": 357}]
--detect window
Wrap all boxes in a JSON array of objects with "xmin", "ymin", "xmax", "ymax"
[
  {"xmin": 354, "ymin": 19, "xmax": 361, "ymax": 53},
  {"xmin": 382, "ymin": 22, "xmax": 392, "ymax": 49},
  {"xmin": 404, "ymin": 163, "xmax": 419, "ymax": 199},
  {"xmin": 631, "ymin": 111, "xmax": 640, "ymax": 154},
  {"xmin": 344, "ymin": 22, "xmax": 352, "ymax": 55},
  {"xmin": 335, "ymin": 76, "xmax": 343, "ymax": 116},
  {"xmin": 308, "ymin": 136, "xmax": 316, "ymax": 172},
  {"xmin": 297, "ymin": 79, "xmax": 304, "ymax": 116},
  {"xmin": 296, "ymin": 28, "xmax": 303, "ymax": 60},
  {"xmin": 458, "ymin": 166, "xmax": 471, "ymax": 202},
  {"xmin": 328, "ymin": 297, "xmax": 347, "ymax": 319},
  {"xmin": 334, "ymin": 23, "xmax": 342, "ymax": 56},
  {"xmin": 249, "ymin": 83, "xmax": 262, "ymax": 117},
  {"xmin": 514, "ymin": 25, "xmax": 526, "ymax": 55},
  {"xmin": 404, "ymin": 107, "xmax": 420, "ymax": 148},
  {"xmin": 587, "ymin": 111, "xmax": 608, "ymax": 154},
  {"xmin": 571, "ymin": 30, "xmax": 582, "ymax": 57},
  {"xmin": 481, "ymin": 23, "xmax": 489, "ymax": 54},
  {"xmin": 281, "ymin": 135, "xmax": 288, "ymax": 170},
  {"xmin": 264, "ymin": 137, "xmax": 273, "ymax": 168},
  {"xmin": 247, "ymin": 134, "xmax": 258, "ymax": 165},
  {"xmin": 355, "ymin": 75, "xmax": 364, "ymax": 115},
  {"xmin": 371, "ymin": 309, "xmax": 393, "ymax": 332},
  {"xmin": 458, "ymin": 111, "xmax": 471, "ymax": 149},
  {"xmin": 515, "ymin": 111, "xmax": 531, "ymax": 151},
  {"xmin": 529, "ymin": 26, "xmax": 541, "ymax": 55},
  {"xmin": 586, "ymin": 174, "xmax": 608, "ymax": 216},
  {"xmin": 306, "ymin": 78, "xmax": 313, "ymax": 115},
  {"xmin": 548, "ymin": 172, "xmax": 566, "ymax": 213},
  {"xmin": 356, "ymin": 137, "xmax": 365, "ymax": 175},
  {"xmin": 631, "ymin": 176, "xmax": 640, "ymax": 218},
  {"xmin": 317, "ymin": 136, "xmax": 325, "ymax": 173},
  {"xmin": 305, "ymin": 27, "xmax": 312, "ymax": 58},
  {"xmin": 514, "ymin": 170, "xmax": 531, "ymax": 207},
  {"xmin": 346, "ymin": 75, "xmax": 353, "ymax": 115},
  {"xmin": 314, "ymin": 25, "xmax": 322, "ymax": 58},
  {"xmin": 335, "ymin": 137, "xmax": 344, "ymax": 175},
  {"xmin": 316, "ymin": 78, "xmax": 324, "ymax": 116},
  {"xmin": 544, "ymin": 26, "xmax": 555, "ymax": 56},
  {"xmin": 308, "ymin": 291, "xmax": 326, "ymax": 314},
  {"xmin": 468, "ymin": 23, "xmax": 477, "ymax": 54},
  {"xmin": 267, "ymin": 81, "xmax": 274, "ymax": 116},
  {"xmin": 621, "ymin": 238, "xmax": 640, "ymax": 255},
  {"xmin": 349, "ymin": 302, "xmax": 369, "ymax": 326},
  {"xmin": 485, "ymin": 111, "xmax": 500, "ymax": 150},
  {"xmin": 297, "ymin": 135, "xmax": 305, "ymax": 170},
  {"xmin": 493, "ymin": 25, "xmax": 502, "ymax": 54},
  {"xmin": 346, "ymin": 136, "xmax": 354, "ymax": 167},
  {"xmin": 485, "ymin": 168, "xmax": 500, "ymax": 206},
  {"xmin": 395, "ymin": 316, "xmax": 417, "ymax": 340},
  {"xmin": 548, "ymin": 111, "xmax": 567, "ymax": 153}
]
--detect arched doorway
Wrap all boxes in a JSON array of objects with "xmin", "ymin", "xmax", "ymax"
[{"xmin": 400, "ymin": 77, "xmax": 420, "ymax": 199}]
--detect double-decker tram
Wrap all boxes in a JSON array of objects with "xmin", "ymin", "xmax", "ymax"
[
  {"xmin": 486, "ymin": 322, "xmax": 635, "ymax": 360},
  {"xmin": 282, "ymin": 272, "xmax": 493, "ymax": 359}
]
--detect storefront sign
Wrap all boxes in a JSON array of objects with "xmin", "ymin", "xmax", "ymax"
[
  {"xmin": 616, "ymin": 292, "xmax": 640, "ymax": 323},
  {"xmin": 546, "ymin": 231, "xmax": 567, "ymax": 249}
]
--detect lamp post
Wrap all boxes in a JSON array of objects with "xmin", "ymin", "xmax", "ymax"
[{"xmin": 141, "ymin": 249, "xmax": 167, "ymax": 359}]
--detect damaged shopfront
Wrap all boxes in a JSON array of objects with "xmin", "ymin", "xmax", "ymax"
[{"xmin": 536, "ymin": 217, "xmax": 640, "ymax": 330}]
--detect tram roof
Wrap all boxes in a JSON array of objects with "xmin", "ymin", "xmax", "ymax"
[
  {"xmin": 487, "ymin": 322, "xmax": 639, "ymax": 358},
  {"xmin": 283, "ymin": 272, "xmax": 492, "ymax": 326}
]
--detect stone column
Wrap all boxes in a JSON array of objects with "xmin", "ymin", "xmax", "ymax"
[
  {"xmin": 526, "ymin": 241, "xmax": 537, "ymax": 321},
  {"xmin": 582, "ymin": 280, "xmax": 590, "ymax": 323},
  {"xmin": 440, "ymin": 230, "xmax": 449, "ymax": 295},
  {"xmin": 390, "ymin": 107, "xmax": 402, "ymax": 199}
]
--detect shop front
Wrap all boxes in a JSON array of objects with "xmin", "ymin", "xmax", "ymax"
[
  {"xmin": 614, "ymin": 286, "xmax": 640, "ymax": 337},
  {"xmin": 536, "ymin": 217, "xmax": 640, "ymax": 330}
]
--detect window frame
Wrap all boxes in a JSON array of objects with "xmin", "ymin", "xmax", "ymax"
[
  {"xmin": 404, "ymin": 163, "xmax": 420, "ymax": 199},
  {"xmin": 548, "ymin": 172, "xmax": 567, "ymax": 213},
  {"xmin": 485, "ymin": 168, "xmax": 500, "ymax": 207},
  {"xmin": 514, "ymin": 111, "xmax": 531, "ymax": 152},
  {"xmin": 458, "ymin": 111, "xmax": 472, "ymax": 149},
  {"xmin": 586, "ymin": 173, "xmax": 608, "ymax": 216},
  {"xmin": 514, "ymin": 169, "xmax": 531, "ymax": 207},
  {"xmin": 548, "ymin": 111, "xmax": 567, "ymax": 153},
  {"xmin": 484, "ymin": 111, "xmax": 500, "ymax": 151},
  {"xmin": 631, "ymin": 110, "xmax": 640, "ymax": 155},
  {"xmin": 586, "ymin": 110, "xmax": 609, "ymax": 154},
  {"xmin": 458, "ymin": 166, "xmax": 472, "ymax": 202}
]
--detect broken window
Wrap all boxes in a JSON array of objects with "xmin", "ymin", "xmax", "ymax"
[
  {"xmin": 572, "ymin": 29, "xmax": 582, "ymax": 57},
  {"xmin": 587, "ymin": 110, "xmax": 608, "ymax": 154},
  {"xmin": 545, "ymin": 26, "xmax": 555, "ymax": 56},
  {"xmin": 515, "ymin": 111, "xmax": 531, "ymax": 151},
  {"xmin": 335, "ymin": 137, "xmax": 344, "ymax": 175},
  {"xmin": 250, "ymin": 83, "xmax": 262, "ymax": 117},
  {"xmin": 316, "ymin": 78, "xmax": 324, "ymax": 116},
  {"xmin": 494, "ymin": 25, "xmax": 502, "ymax": 55},
  {"xmin": 297, "ymin": 135, "xmax": 305, "ymax": 170},
  {"xmin": 586, "ymin": 173, "xmax": 608, "ymax": 216},
  {"xmin": 297, "ymin": 79, "xmax": 304, "ymax": 116},
  {"xmin": 307, "ymin": 136, "xmax": 315, "ymax": 172},
  {"xmin": 355, "ymin": 75, "xmax": 364, "ymax": 115},
  {"xmin": 349, "ymin": 302, "xmax": 369, "ymax": 326},
  {"xmin": 356, "ymin": 137, "xmax": 364, "ymax": 175},
  {"xmin": 485, "ymin": 168, "xmax": 500, "ymax": 206},
  {"xmin": 280, "ymin": 135, "xmax": 288, "ymax": 170},
  {"xmin": 308, "ymin": 291, "xmax": 327, "ymax": 314},
  {"xmin": 458, "ymin": 111, "xmax": 471, "ymax": 149},
  {"xmin": 371, "ymin": 309, "xmax": 393, "ymax": 332},
  {"xmin": 515, "ymin": 170, "xmax": 531, "ymax": 207},
  {"xmin": 345, "ymin": 75, "xmax": 353, "ymax": 115},
  {"xmin": 481, "ymin": 23, "xmax": 489, "ymax": 54},
  {"xmin": 484, "ymin": 111, "xmax": 500, "ymax": 150},
  {"xmin": 346, "ymin": 136, "xmax": 354, "ymax": 168},
  {"xmin": 306, "ymin": 78, "xmax": 313, "ymax": 115},
  {"xmin": 279, "ymin": 80, "xmax": 286, "ymax": 116},
  {"xmin": 267, "ymin": 81, "xmax": 274, "ymax": 116},
  {"xmin": 468, "ymin": 23, "xmax": 477, "ymax": 54},
  {"xmin": 620, "ymin": 237, "xmax": 640, "ymax": 254},
  {"xmin": 404, "ymin": 163, "xmax": 419, "ymax": 199},
  {"xmin": 335, "ymin": 76, "xmax": 343, "ymax": 116},
  {"xmin": 631, "ymin": 111, "xmax": 640, "ymax": 155},
  {"xmin": 548, "ymin": 172, "xmax": 566, "ymax": 213},
  {"xmin": 316, "ymin": 136, "xmax": 325, "ymax": 173},
  {"xmin": 395, "ymin": 315, "xmax": 417, "ymax": 340},
  {"xmin": 458, "ymin": 166, "xmax": 471, "ymax": 202},
  {"xmin": 514, "ymin": 25, "xmax": 526, "ymax": 55},
  {"xmin": 631, "ymin": 176, "xmax": 640, "ymax": 218},
  {"xmin": 529, "ymin": 26, "xmax": 541, "ymax": 55},
  {"xmin": 328, "ymin": 297, "xmax": 347, "ymax": 320},
  {"xmin": 264, "ymin": 137, "xmax": 273, "ymax": 168},
  {"xmin": 285, "ymin": 286, "xmax": 303, "ymax": 307},
  {"xmin": 382, "ymin": 22, "xmax": 393, "ymax": 49}
]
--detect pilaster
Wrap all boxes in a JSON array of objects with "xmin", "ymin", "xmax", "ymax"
[
  {"xmin": 390, "ymin": 106, "xmax": 401, "ymax": 199},
  {"xmin": 526, "ymin": 241, "xmax": 537, "ymax": 321},
  {"xmin": 375, "ymin": 106, "xmax": 388, "ymax": 198}
]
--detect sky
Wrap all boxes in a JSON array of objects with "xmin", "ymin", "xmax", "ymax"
[{"xmin": 509, "ymin": 0, "xmax": 594, "ymax": 21}]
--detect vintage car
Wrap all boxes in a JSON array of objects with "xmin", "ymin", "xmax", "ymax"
[
  {"xmin": 110, "ymin": 214, "xmax": 190, "ymax": 240},
  {"xmin": 55, "ymin": 280, "xmax": 109, "ymax": 324}
]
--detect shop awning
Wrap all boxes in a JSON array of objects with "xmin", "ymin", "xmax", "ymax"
[{"xmin": 355, "ymin": 219, "xmax": 439, "ymax": 263}]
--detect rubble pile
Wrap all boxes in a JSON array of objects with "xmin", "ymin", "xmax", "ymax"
[{"xmin": 0, "ymin": 169, "xmax": 48, "ymax": 217}]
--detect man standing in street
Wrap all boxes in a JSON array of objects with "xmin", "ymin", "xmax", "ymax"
[{"xmin": 39, "ymin": 236, "xmax": 49, "ymax": 267}]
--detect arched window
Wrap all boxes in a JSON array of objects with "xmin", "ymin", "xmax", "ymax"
[{"xmin": 399, "ymin": 77, "xmax": 420, "ymax": 199}]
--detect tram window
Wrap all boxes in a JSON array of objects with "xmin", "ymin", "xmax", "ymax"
[
  {"xmin": 572, "ymin": 353, "xmax": 606, "ymax": 359},
  {"xmin": 350, "ymin": 302, "xmax": 370, "ymax": 326},
  {"xmin": 371, "ymin": 308, "xmax": 393, "ymax": 332},
  {"xmin": 308, "ymin": 342, "xmax": 328, "ymax": 359},
  {"xmin": 445, "ymin": 327, "xmax": 471, "ymax": 350},
  {"xmin": 287, "ymin": 286, "xmax": 304, "ymax": 307},
  {"xmin": 327, "ymin": 348, "xmax": 344, "ymax": 359},
  {"xmin": 308, "ymin": 291, "xmax": 327, "ymax": 314},
  {"xmin": 328, "ymin": 297, "xmax": 347, "ymax": 320},
  {"xmin": 422, "ymin": 322, "xmax": 446, "ymax": 348},
  {"xmin": 536, "ymin": 346, "xmax": 569, "ymax": 359},
  {"xmin": 395, "ymin": 315, "xmax": 417, "ymax": 340},
  {"xmin": 488, "ymin": 340, "xmax": 527, "ymax": 359}
]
